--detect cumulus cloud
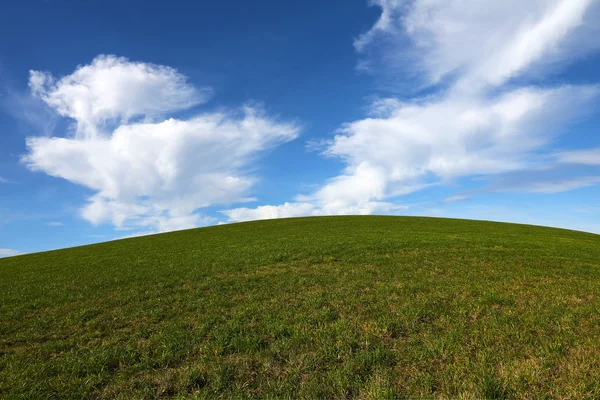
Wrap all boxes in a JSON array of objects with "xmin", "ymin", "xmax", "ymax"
[
  {"xmin": 223, "ymin": 0, "xmax": 600, "ymax": 223},
  {"xmin": 0, "ymin": 249, "xmax": 22, "ymax": 258},
  {"xmin": 24, "ymin": 55, "xmax": 299, "ymax": 232}
]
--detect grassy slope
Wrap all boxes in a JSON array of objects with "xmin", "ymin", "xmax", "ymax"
[{"xmin": 1, "ymin": 216, "xmax": 600, "ymax": 399}]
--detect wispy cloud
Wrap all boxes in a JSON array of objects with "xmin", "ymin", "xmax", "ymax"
[
  {"xmin": 442, "ymin": 195, "xmax": 469, "ymax": 204},
  {"xmin": 46, "ymin": 221, "xmax": 63, "ymax": 226},
  {"xmin": 355, "ymin": 0, "xmax": 600, "ymax": 88},
  {"xmin": 0, "ymin": 84, "xmax": 58, "ymax": 137},
  {"xmin": 480, "ymin": 166, "xmax": 600, "ymax": 194},
  {"xmin": 512, "ymin": 177, "xmax": 600, "ymax": 194},
  {"xmin": 557, "ymin": 148, "xmax": 600, "ymax": 165}
]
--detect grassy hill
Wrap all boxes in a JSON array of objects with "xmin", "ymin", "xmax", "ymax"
[{"xmin": 1, "ymin": 216, "xmax": 600, "ymax": 399}]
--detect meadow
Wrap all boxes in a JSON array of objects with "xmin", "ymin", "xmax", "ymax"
[{"xmin": 1, "ymin": 216, "xmax": 600, "ymax": 399}]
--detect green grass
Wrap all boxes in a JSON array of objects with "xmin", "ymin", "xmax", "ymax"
[{"xmin": 2, "ymin": 216, "xmax": 600, "ymax": 399}]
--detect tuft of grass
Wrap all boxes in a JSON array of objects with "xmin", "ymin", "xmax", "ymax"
[{"xmin": 1, "ymin": 216, "xmax": 600, "ymax": 398}]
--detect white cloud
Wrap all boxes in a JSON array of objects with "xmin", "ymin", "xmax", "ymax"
[
  {"xmin": 222, "ymin": 162, "xmax": 409, "ymax": 222},
  {"xmin": 24, "ymin": 56, "xmax": 299, "ymax": 232},
  {"xmin": 222, "ymin": 199, "xmax": 405, "ymax": 223},
  {"xmin": 112, "ymin": 230, "xmax": 158, "ymax": 241},
  {"xmin": 221, "ymin": 202, "xmax": 318, "ymax": 222},
  {"xmin": 354, "ymin": 0, "xmax": 405, "ymax": 52},
  {"xmin": 327, "ymin": 86, "xmax": 596, "ymax": 184},
  {"xmin": 557, "ymin": 148, "xmax": 600, "ymax": 165},
  {"xmin": 0, "ymin": 249, "xmax": 22, "ymax": 258},
  {"xmin": 0, "ymin": 176, "xmax": 6, "ymax": 183}
]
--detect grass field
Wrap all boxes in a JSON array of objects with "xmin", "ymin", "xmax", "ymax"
[{"xmin": 1, "ymin": 216, "xmax": 600, "ymax": 399}]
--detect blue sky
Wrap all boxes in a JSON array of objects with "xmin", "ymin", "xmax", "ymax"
[{"xmin": 1, "ymin": 0, "xmax": 600, "ymax": 256}]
